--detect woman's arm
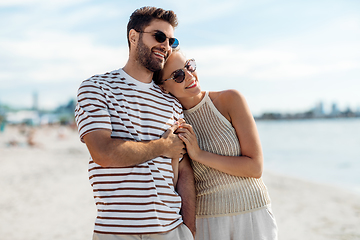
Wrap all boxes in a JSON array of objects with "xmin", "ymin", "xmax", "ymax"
[
  {"xmin": 178, "ymin": 90, "xmax": 263, "ymax": 178},
  {"xmin": 176, "ymin": 154, "xmax": 196, "ymax": 236}
]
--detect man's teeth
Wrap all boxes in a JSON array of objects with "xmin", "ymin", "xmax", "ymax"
[{"xmin": 154, "ymin": 52, "xmax": 165, "ymax": 58}]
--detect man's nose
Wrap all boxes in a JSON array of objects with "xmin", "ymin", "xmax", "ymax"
[{"xmin": 160, "ymin": 39, "xmax": 172, "ymax": 53}]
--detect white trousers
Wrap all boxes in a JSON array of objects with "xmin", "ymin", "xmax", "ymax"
[
  {"xmin": 195, "ymin": 206, "xmax": 278, "ymax": 240},
  {"xmin": 93, "ymin": 224, "xmax": 193, "ymax": 240}
]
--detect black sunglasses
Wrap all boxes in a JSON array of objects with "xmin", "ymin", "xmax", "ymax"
[
  {"xmin": 140, "ymin": 30, "xmax": 179, "ymax": 49},
  {"xmin": 164, "ymin": 59, "xmax": 196, "ymax": 83}
]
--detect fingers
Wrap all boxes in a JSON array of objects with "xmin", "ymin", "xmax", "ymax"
[
  {"xmin": 173, "ymin": 148, "xmax": 186, "ymax": 160},
  {"xmin": 167, "ymin": 121, "xmax": 180, "ymax": 134},
  {"xmin": 178, "ymin": 134, "xmax": 190, "ymax": 145},
  {"xmin": 176, "ymin": 127, "xmax": 195, "ymax": 137},
  {"xmin": 178, "ymin": 131, "xmax": 195, "ymax": 146},
  {"xmin": 178, "ymin": 123, "xmax": 195, "ymax": 134},
  {"xmin": 178, "ymin": 118, "xmax": 186, "ymax": 124},
  {"xmin": 167, "ymin": 144, "xmax": 186, "ymax": 160},
  {"xmin": 168, "ymin": 119, "xmax": 189, "ymax": 134}
]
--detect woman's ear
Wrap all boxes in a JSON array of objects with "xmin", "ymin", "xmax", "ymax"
[{"xmin": 159, "ymin": 85, "xmax": 169, "ymax": 94}]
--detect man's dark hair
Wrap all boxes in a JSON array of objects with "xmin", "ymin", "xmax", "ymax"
[{"xmin": 127, "ymin": 6, "xmax": 178, "ymax": 48}]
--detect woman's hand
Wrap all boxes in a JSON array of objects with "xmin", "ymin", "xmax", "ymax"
[
  {"xmin": 174, "ymin": 90, "xmax": 263, "ymax": 178},
  {"xmin": 176, "ymin": 123, "xmax": 203, "ymax": 161}
]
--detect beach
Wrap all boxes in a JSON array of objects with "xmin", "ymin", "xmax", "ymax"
[{"xmin": 1, "ymin": 125, "xmax": 359, "ymax": 240}]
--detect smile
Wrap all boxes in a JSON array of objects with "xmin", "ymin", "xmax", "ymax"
[
  {"xmin": 185, "ymin": 79, "xmax": 197, "ymax": 89},
  {"xmin": 153, "ymin": 51, "xmax": 165, "ymax": 59}
]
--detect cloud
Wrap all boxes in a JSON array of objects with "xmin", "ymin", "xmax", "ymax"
[
  {"xmin": 0, "ymin": 30, "xmax": 128, "ymax": 87},
  {"xmin": 171, "ymin": 0, "xmax": 244, "ymax": 25},
  {"xmin": 1, "ymin": 0, "xmax": 359, "ymax": 112},
  {"xmin": 0, "ymin": 0, "xmax": 88, "ymax": 7},
  {"xmin": 188, "ymin": 44, "xmax": 359, "ymax": 83},
  {"xmin": 186, "ymin": 12, "xmax": 360, "ymax": 82}
]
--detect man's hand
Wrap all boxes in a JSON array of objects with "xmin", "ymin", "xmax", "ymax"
[{"xmin": 160, "ymin": 121, "xmax": 186, "ymax": 160}]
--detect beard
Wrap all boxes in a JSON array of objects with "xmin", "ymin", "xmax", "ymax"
[{"xmin": 135, "ymin": 34, "xmax": 166, "ymax": 72}]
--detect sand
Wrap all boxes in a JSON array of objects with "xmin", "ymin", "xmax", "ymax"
[{"xmin": 0, "ymin": 125, "xmax": 359, "ymax": 240}]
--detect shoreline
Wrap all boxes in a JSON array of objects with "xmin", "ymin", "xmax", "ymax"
[
  {"xmin": 264, "ymin": 169, "xmax": 360, "ymax": 197},
  {"xmin": 1, "ymin": 125, "xmax": 360, "ymax": 239}
]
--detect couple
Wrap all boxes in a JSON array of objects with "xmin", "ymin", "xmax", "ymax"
[{"xmin": 75, "ymin": 6, "xmax": 277, "ymax": 240}]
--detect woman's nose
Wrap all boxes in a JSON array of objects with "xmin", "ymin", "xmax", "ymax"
[{"xmin": 184, "ymin": 69, "xmax": 194, "ymax": 80}]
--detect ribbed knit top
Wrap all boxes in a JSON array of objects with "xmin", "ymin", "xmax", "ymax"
[{"xmin": 183, "ymin": 91, "xmax": 271, "ymax": 217}]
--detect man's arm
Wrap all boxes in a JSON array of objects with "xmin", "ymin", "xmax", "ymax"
[
  {"xmin": 176, "ymin": 154, "xmax": 196, "ymax": 237},
  {"xmin": 83, "ymin": 123, "xmax": 186, "ymax": 167}
]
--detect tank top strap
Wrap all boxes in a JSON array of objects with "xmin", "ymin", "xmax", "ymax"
[{"xmin": 203, "ymin": 91, "xmax": 233, "ymax": 128}]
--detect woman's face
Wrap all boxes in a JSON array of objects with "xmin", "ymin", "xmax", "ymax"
[{"xmin": 160, "ymin": 51, "xmax": 201, "ymax": 99}]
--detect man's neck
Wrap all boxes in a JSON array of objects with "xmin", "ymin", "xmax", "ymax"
[{"xmin": 122, "ymin": 59, "xmax": 153, "ymax": 84}]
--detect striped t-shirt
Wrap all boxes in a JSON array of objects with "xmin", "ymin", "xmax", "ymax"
[{"xmin": 74, "ymin": 68, "xmax": 184, "ymax": 235}]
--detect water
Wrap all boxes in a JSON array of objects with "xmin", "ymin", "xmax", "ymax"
[{"xmin": 256, "ymin": 118, "xmax": 360, "ymax": 195}]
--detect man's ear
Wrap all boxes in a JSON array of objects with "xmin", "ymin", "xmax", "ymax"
[
  {"xmin": 159, "ymin": 85, "xmax": 169, "ymax": 94},
  {"xmin": 129, "ymin": 29, "xmax": 138, "ymax": 47}
]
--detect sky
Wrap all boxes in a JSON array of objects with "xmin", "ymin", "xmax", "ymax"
[{"xmin": 0, "ymin": 0, "xmax": 359, "ymax": 116}]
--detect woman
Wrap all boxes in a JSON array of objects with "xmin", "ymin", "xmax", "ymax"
[{"xmin": 153, "ymin": 50, "xmax": 278, "ymax": 240}]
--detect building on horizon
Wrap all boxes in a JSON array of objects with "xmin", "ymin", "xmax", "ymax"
[
  {"xmin": 255, "ymin": 101, "xmax": 360, "ymax": 120},
  {"xmin": 312, "ymin": 101, "xmax": 325, "ymax": 117},
  {"xmin": 330, "ymin": 102, "xmax": 340, "ymax": 117}
]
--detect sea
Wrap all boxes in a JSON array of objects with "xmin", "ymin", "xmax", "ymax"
[{"xmin": 256, "ymin": 118, "xmax": 360, "ymax": 195}]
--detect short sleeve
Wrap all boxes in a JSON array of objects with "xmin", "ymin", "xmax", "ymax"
[{"xmin": 75, "ymin": 79, "xmax": 112, "ymax": 142}]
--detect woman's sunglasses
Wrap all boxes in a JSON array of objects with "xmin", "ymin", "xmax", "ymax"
[
  {"xmin": 140, "ymin": 30, "xmax": 179, "ymax": 49},
  {"xmin": 164, "ymin": 59, "xmax": 196, "ymax": 83}
]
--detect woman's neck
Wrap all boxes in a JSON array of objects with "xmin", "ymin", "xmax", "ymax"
[{"xmin": 178, "ymin": 91, "xmax": 206, "ymax": 110}]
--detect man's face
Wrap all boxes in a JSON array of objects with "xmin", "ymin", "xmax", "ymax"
[{"xmin": 134, "ymin": 19, "xmax": 175, "ymax": 72}]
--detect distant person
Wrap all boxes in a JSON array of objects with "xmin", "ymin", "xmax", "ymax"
[
  {"xmin": 75, "ymin": 7, "xmax": 195, "ymax": 240},
  {"xmin": 0, "ymin": 115, "xmax": 5, "ymax": 132},
  {"xmin": 154, "ymin": 49, "xmax": 278, "ymax": 240},
  {"xmin": 26, "ymin": 128, "xmax": 36, "ymax": 147}
]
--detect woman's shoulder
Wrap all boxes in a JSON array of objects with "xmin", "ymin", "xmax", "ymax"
[
  {"xmin": 209, "ymin": 89, "xmax": 246, "ymax": 104},
  {"xmin": 208, "ymin": 89, "xmax": 247, "ymax": 122}
]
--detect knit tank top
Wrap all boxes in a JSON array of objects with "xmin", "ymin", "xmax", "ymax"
[{"xmin": 184, "ymin": 91, "xmax": 271, "ymax": 217}]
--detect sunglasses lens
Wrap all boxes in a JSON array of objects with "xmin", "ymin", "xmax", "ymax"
[
  {"xmin": 154, "ymin": 32, "xmax": 166, "ymax": 43},
  {"xmin": 173, "ymin": 70, "xmax": 185, "ymax": 83},
  {"xmin": 186, "ymin": 59, "xmax": 196, "ymax": 72},
  {"xmin": 170, "ymin": 38, "xmax": 179, "ymax": 49}
]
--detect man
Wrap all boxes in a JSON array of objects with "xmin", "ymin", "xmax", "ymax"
[{"xmin": 75, "ymin": 6, "xmax": 195, "ymax": 240}]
